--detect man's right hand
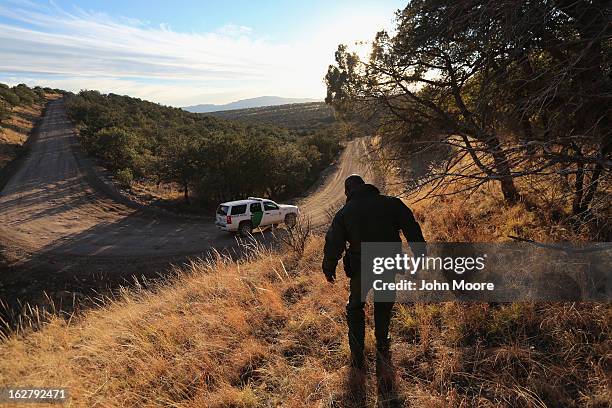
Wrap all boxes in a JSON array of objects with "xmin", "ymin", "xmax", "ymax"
[
  {"xmin": 325, "ymin": 273, "xmax": 336, "ymax": 284},
  {"xmin": 322, "ymin": 259, "xmax": 337, "ymax": 284},
  {"xmin": 323, "ymin": 266, "xmax": 336, "ymax": 283}
]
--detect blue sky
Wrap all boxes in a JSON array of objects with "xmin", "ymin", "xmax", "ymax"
[{"xmin": 0, "ymin": 0, "xmax": 405, "ymax": 106}]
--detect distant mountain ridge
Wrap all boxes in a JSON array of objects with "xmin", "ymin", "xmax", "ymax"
[{"xmin": 183, "ymin": 96, "xmax": 320, "ymax": 113}]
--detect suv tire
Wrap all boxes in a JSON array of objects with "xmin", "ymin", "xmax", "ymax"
[
  {"xmin": 238, "ymin": 221, "xmax": 253, "ymax": 237},
  {"xmin": 284, "ymin": 213, "xmax": 297, "ymax": 229}
]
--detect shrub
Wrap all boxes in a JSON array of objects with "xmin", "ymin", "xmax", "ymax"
[
  {"xmin": 114, "ymin": 168, "xmax": 134, "ymax": 187},
  {"xmin": 92, "ymin": 127, "xmax": 138, "ymax": 171},
  {"xmin": 0, "ymin": 86, "xmax": 20, "ymax": 106},
  {"xmin": 0, "ymin": 99, "xmax": 10, "ymax": 122}
]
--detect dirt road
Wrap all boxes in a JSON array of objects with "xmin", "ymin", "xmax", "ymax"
[
  {"xmin": 0, "ymin": 99, "xmax": 371, "ymax": 261},
  {"xmin": 300, "ymin": 137, "xmax": 375, "ymax": 226}
]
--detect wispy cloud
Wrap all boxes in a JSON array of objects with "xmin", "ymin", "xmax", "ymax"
[{"xmin": 0, "ymin": 0, "xmax": 395, "ymax": 105}]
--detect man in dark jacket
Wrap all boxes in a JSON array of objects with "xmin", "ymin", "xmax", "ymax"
[{"xmin": 322, "ymin": 174, "xmax": 426, "ymax": 369}]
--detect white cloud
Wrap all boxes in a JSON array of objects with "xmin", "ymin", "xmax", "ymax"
[
  {"xmin": 216, "ymin": 24, "xmax": 253, "ymax": 37},
  {"xmin": 0, "ymin": 1, "xmax": 397, "ymax": 106}
]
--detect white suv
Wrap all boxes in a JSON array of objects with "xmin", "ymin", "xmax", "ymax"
[{"xmin": 215, "ymin": 197, "xmax": 300, "ymax": 236}]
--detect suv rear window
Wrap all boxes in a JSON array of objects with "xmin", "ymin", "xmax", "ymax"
[
  {"xmin": 217, "ymin": 205, "xmax": 229, "ymax": 215},
  {"xmin": 231, "ymin": 204, "xmax": 247, "ymax": 215}
]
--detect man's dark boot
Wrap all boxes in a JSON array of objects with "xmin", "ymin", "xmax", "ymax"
[
  {"xmin": 376, "ymin": 338, "xmax": 395, "ymax": 398},
  {"xmin": 346, "ymin": 364, "xmax": 367, "ymax": 407}
]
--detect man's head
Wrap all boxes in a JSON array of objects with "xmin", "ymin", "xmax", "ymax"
[{"xmin": 344, "ymin": 174, "xmax": 365, "ymax": 197}]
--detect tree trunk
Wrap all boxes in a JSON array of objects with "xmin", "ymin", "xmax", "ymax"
[
  {"xmin": 520, "ymin": 116, "xmax": 536, "ymax": 155},
  {"xmin": 445, "ymin": 60, "xmax": 520, "ymax": 204},
  {"xmin": 580, "ymin": 164, "xmax": 603, "ymax": 218},
  {"xmin": 517, "ymin": 52, "xmax": 536, "ymax": 155},
  {"xmin": 184, "ymin": 183, "xmax": 189, "ymax": 203},
  {"xmin": 484, "ymin": 136, "xmax": 520, "ymax": 203},
  {"xmin": 572, "ymin": 162, "xmax": 585, "ymax": 216}
]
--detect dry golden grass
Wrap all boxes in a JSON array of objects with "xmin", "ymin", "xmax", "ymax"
[
  {"xmin": 0, "ymin": 178, "xmax": 609, "ymax": 407},
  {"xmin": 0, "ymin": 104, "xmax": 42, "ymax": 168},
  {"xmin": 410, "ymin": 174, "xmax": 607, "ymax": 243},
  {"xmin": 0, "ymin": 239, "xmax": 351, "ymax": 407},
  {"xmin": 130, "ymin": 181, "xmax": 186, "ymax": 202},
  {"xmin": 0, "ymin": 94, "xmax": 60, "ymax": 169},
  {"xmin": 371, "ymin": 133, "xmax": 610, "ymax": 243}
]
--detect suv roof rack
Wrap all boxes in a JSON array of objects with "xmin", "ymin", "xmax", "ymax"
[{"xmin": 247, "ymin": 197, "xmax": 265, "ymax": 201}]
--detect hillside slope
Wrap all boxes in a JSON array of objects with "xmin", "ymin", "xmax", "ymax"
[
  {"xmin": 206, "ymin": 102, "xmax": 334, "ymax": 132},
  {"xmin": 1, "ymin": 232, "xmax": 608, "ymax": 407},
  {"xmin": 183, "ymin": 96, "xmax": 319, "ymax": 113},
  {"xmin": 0, "ymin": 84, "xmax": 58, "ymax": 171}
]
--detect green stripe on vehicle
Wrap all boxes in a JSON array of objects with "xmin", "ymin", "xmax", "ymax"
[{"xmin": 251, "ymin": 211, "xmax": 263, "ymax": 227}]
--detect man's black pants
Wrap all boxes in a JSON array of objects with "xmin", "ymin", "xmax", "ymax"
[{"xmin": 346, "ymin": 272, "xmax": 395, "ymax": 355}]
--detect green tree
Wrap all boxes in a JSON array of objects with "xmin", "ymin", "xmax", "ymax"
[
  {"xmin": 272, "ymin": 144, "xmax": 313, "ymax": 196},
  {"xmin": 92, "ymin": 127, "xmax": 139, "ymax": 171},
  {"xmin": 12, "ymin": 84, "xmax": 37, "ymax": 105},
  {"xmin": 0, "ymin": 85, "xmax": 20, "ymax": 106},
  {"xmin": 0, "ymin": 99, "xmax": 11, "ymax": 122},
  {"xmin": 158, "ymin": 132, "xmax": 201, "ymax": 203}
]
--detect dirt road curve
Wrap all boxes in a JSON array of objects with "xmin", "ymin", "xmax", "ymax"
[
  {"xmin": 301, "ymin": 137, "xmax": 375, "ymax": 226},
  {"xmin": 0, "ymin": 99, "xmax": 371, "ymax": 261}
]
